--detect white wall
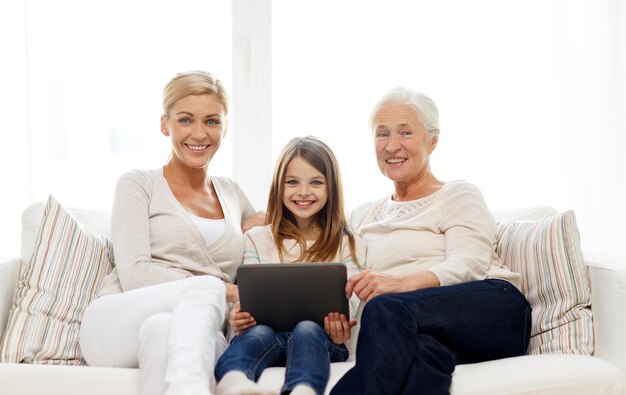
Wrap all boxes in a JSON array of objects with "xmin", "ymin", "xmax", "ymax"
[
  {"xmin": 0, "ymin": 0, "xmax": 624, "ymax": 260},
  {"xmin": 268, "ymin": 0, "xmax": 626, "ymax": 257},
  {"xmin": 232, "ymin": 0, "xmax": 273, "ymax": 210},
  {"xmin": 0, "ymin": 2, "xmax": 29, "ymax": 257},
  {"xmin": 550, "ymin": 0, "xmax": 626, "ymax": 256}
]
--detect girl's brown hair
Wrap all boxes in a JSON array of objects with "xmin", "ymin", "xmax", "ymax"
[{"xmin": 267, "ymin": 136, "xmax": 361, "ymax": 266}]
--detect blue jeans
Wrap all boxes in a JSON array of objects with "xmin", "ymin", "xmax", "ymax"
[
  {"xmin": 330, "ymin": 279, "xmax": 531, "ymax": 395},
  {"xmin": 215, "ymin": 320, "xmax": 349, "ymax": 395}
]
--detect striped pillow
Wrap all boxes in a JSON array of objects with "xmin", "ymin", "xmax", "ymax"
[
  {"xmin": 0, "ymin": 196, "xmax": 113, "ymax": 365},
  {"xmin": 496, "ymin": 210, "xmax": 593, "ymax": 355}
]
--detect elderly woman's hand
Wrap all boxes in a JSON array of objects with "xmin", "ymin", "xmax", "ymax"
[{"xmin": 346, "ymin": 270, "xmax": 440, "ymax": 302}]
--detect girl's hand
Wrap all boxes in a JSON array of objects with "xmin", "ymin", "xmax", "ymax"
[
  {"xmin": 324, "ymin": 312, "xmax": 356, "ymax": 344},
  {"xmin": 230, "ymin": 302, "xmax": 257, "ymax": 336}
]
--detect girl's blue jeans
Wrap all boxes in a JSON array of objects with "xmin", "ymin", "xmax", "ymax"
[
  {"xmin": 330, "ymin": 279, "xmax": 532, "ymax": 395},
  {"xmin": 215, "ymin": 320, "xmax": 349, "ymax": 395}
]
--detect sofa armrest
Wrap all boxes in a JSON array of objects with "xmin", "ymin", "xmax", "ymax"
[
  {"xmin": 0, "ymin": 257, "xmax": 20, "ymax": 341},
  {"xmin": 587, "ymin": 255, "xmax": 626, "ymax": 374}
]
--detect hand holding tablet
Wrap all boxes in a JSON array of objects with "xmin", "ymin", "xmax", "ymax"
[{"xmin": 236, "ymin": 263, "xmax": 350, "ymax": 332}]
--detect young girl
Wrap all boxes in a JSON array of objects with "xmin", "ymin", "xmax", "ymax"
[{"xmin": 215, "ymin": 136, "xmax": 367, "ymax": 395}]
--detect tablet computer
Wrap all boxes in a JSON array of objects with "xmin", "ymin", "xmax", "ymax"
[{"xmin": 236, "ymin": 263, "xmax": 349, "ymax": 332}]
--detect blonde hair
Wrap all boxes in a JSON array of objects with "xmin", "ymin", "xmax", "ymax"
[
  {"xmin": 267, "ymin": 136, "xmax": 361, "ymax": 267},
  {"xmin": 162, "ymin": 70, "xmax": 229, "ymax": 118}
]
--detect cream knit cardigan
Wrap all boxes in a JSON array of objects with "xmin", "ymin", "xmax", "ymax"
[{"xmin": 349, "ymin": 180, "xmax": 520, "ymax": 289}]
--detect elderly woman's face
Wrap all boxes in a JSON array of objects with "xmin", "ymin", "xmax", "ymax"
[{"xmin": 373, "ymin": 103, "xmax": 437, "ymax": 184}]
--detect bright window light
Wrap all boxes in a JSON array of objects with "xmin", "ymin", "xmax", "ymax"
[
  {"xmin": 271, "ymin": 0, "xmax": 625, "ymax": 256},
  {"xmin": 25, "ymin": 0, "xmax": 233, "ymax": 210},
  {"xmin": 272, "ymin": 0, "xmax": 562, "ymax": 210}
]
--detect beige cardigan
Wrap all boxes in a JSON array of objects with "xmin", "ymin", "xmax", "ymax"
[
  {"xmin": 97, "ymin": 168, "xmax": 256, "ymax": 297},
  {"xmin": 350, "ymin": 180, "xmax": 521, "ymax": 289}
]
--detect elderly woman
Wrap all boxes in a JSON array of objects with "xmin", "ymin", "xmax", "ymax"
[{"xmin": 330, "ymin": 88, "xmax": 531, "ymax": 395}]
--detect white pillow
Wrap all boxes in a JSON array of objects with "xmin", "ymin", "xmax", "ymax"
[
  {"xmin": 496, "ymin": 211, "xmax": 593, "ymax": 355},
  {"xmin": 0, "ymin": 196, "xmax": 113, "ymax": 364}
]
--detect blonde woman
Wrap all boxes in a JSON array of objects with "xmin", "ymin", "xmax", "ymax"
[{"xmin": 79, "ymin": 71, "xmax": 262, "ymax": 395}]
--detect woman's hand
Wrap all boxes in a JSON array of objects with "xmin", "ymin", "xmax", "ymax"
[
  {"xmin": 241, "ymin": 211, "xmax": 267, "ymax": 234},
  {"xmin": 324, "ymin": 312, "xmax": 356, "ymax": 344},
  {"xmin": 224, "ymin": 282, "xmax": 240, "ymax": 304},
  {"xmin": 346, "ymin": 270, "xmax": 440, "ymax": 302},
  {"xmin": 230, "ymin": 302, "xmax": 257, "ymax": 336}
]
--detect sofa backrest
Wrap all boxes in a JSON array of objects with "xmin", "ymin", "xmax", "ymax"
[
  {"xmin": 8, "ymin": 203, "xmax": 600, "ymax": 361},
  {"xmin": 0, "ymin": 258, "xmax": 19, "ymax": 342},
  {"xmin": 20, "ymin": 203, "xmax": 559, "ymax": 268},
  {"xmin": 492, "ymin": 206, "xmax": 558, "ymax": 223}
]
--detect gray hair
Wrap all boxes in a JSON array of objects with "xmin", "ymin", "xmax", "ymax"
[{"xmin": 369, "ymin": 87, "xmax": 440, "ymax": 134}]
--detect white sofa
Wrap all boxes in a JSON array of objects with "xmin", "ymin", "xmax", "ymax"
[{"xmin": 0, "ymin": 203, "xmax": 625, "ymax": 395}]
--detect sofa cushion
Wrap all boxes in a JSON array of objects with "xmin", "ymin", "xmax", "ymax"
[
  {"xmin": 496, "ymin": 211, "xmax": 593, "ymax": 355},
  {"xmin": 0, "ymin": 363, "xmax": 138, "ymax": 395},
  {"xmin": 253, "ymin": 355, "xmax": 623, "ymax": 395},
  {"xmin": 450, "ymin": 354, "xmax": 623, "ymax": 395},
  {"xmin": 0, "ymin": 196, "xmax": 113, "ymax": 365},
  {"xmin": 0, "ymin": 355, "xmax": 622, "ymax": 395}
]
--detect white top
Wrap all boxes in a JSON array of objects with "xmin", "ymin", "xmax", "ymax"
[
  {"xmin": 97, "ymin": 168, "xmax": 257, "ymax": 297},
  {"xmin": 188, "ymin": 213, "xmax": 226, "ymax": 247},
  {"xmin": 350, "ymin": 180, "xmax": 521, "ymax": 289}
]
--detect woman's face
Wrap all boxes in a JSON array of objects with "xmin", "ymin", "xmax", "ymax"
[
  {"xmin": 373, "ymin": 102, "xmax": 438, "ymax": 184},
  {"xmin": 160, "ymin": 93, "xmax": 226, "ymax": 170}
]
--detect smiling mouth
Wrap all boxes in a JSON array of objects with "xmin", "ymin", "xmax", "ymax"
[
  {"xmin": 294, "ymin": 200, "xmax": 315, "ymax": 207},
  {"xmin": 386, "ymin": 158, "xmax": 407, "ymax": 164},
  {"xmin": 186, "ymin": 144, "xmax": 209, "ymax": 151}
]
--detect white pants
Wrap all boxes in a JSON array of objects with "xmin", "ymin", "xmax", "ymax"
[{"xmin": 80, "ymin": 276, "xmax": 228, "ymax": 395}]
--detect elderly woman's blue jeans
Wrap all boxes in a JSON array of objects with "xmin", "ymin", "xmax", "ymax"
[
  {"xmin": 215, "ymin": 320, "xmax": 349, "ymax": 395},
  {"xmin": 330, "ymin": 279, "xmax": 531, "ymax": 395}
]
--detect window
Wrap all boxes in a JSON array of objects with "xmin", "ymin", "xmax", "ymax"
[
  {"xmin": 270, "ymin": 0, "xmax": 625, "ymax": 255},
  {"xmin": 1, "ymin": 0, "xmax": 624, "ymax": 258},
  {"xmin": 272, "ymin": 0, "xmax": 564, "ymax": 209},
  {"xmin": 26, "ymin": 0, "xmax": 233, "ymax": 209}
]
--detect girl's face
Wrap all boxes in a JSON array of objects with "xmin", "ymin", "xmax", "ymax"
[
  {"xmin": 282, "ymin": 156, "xmax": 328, "ymax": 233},
  {"xmin": 160, "ymin": 94, "xmax": 227, "ymax": 170}
]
